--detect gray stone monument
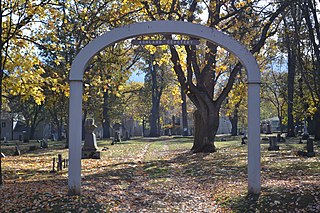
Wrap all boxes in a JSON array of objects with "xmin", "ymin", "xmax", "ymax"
[
  {"xmin": 82, "ymin": 118, "xmax": 102, "ymax": 159},
  {"xmin": 306, "ymin": 139, "xmax": 315, "ymax": 157},
  {"xmin": 268, "ymin": 136, "xmax": 279, "ymax": 151}
]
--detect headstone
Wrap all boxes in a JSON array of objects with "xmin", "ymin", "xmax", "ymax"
[
  {"xmin": 297, "ymin": 138, "xmax": 316, "ymax": 157},
  {"xmin": 22, "ymin": 131, "xmax": 29, "ymax": 143},
  {"xmin": 306, "ymin": 139, "xmax": 315, "ymax": 157},
  {"xmin": 268, "ymin": 136, "xmax": 279, "ymax": 151},
  {"xmin": 302, "ymin": 133, "xmax": 309, "ymax": 140},
  {"xmin": 266, "ymin": 122, "xmax": 272, "ymax": 134},
  {"xmin": 14, "ymin": 144, "xmax": 21, "ymax": 156},
  {"xmin": 112, "ymin": 131, "xmax": 121, "ymax": 145},
  {"xmin": 241, "ymin": 137, "xmax": 246, "ymax": 145},
  {"xmin": 82, "ymin": 118, "xmax": 102, "ymax": 159},
  {"xmin": 57, "ymin": 154, "xmax": 63, "ymax": 171},
  {"xmin": 50, "ymin": 157, "xmax": 56, "ymax": 173},
  {"xmin": 112, "ymin": 123, "xmax": 122, "ymax": 143},
  {"xmin": 276, "ymin": 133, "xmax": 286, "ymax": 143},
  {"xmin": 41, "ymin": 139, "xmax": 48, "ymax": 148},
  {"xmin": 29, "ymin": 145, "xmax": 37, "ymax": 151}
]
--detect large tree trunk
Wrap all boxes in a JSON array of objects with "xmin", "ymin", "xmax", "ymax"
[
  {"xmin": 102, "ymin": 91, "xmax": 111, "ymax": 138},
  {"xmin": 148, "ymin": 55, "xmax": 161, "ymax": 137},
  {"xmin": 149, "ymin": 103, "xmax": 160, "ymax": 137},
  {"xmin": 181, "ymin": 87, "xmax": 189, "ymax": 136},
  {"xmin": 285, "ymin": 17, "xmax": 296, "ymax": 137},
  {"xmin": 191, "ymin": 109, "xmax": 217, "ymax": 153}
]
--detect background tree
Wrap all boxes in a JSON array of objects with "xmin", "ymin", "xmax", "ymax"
[{"xmin": 0, "ymin": 0, "xmax": 54, "ymax": 185}]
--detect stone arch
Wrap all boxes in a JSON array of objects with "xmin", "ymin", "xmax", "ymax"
[{"xmin": 68, "ymin": 20, "xmax": 261, "ymax": 195}]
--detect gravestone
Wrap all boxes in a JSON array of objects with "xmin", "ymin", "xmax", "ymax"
[
  {"xmin": 14, "ymin": 144, "xmax": 21, "ymax": 156},
  {"xmin": 82, "ymin": 118, "xmax": 102, "ymax": 159},
  {"xmin": 40, "ymin": 139, "xmax": 48, "ymax": 148},
  {"xmin": 241, "ymin": 137, "xmax": 246, "ymax": 145},
  {"xmin": 301, "ymin": 133, "xmax": 309, "ymax": 140},
  {"xmin": 297, "ymin": 138, "xmax": 316, "ymax": 157},
  {"xmin": 22, "ymin": 131, "xmax": 29, "ymax": 143},
  {"xmin": 268, "ymin": 136, "xmax": 279, "ymax": 151},
  {"xmin": 112, "ymin": 123, "xmax": 122, "ymax": 144},
  {"xmin": 29, "ymin": 145, "xmax": 37, "ymax": 151},
  {"xmin": 266, "ymin": 122, "xmax": 272, "ymax": 134},
  {"xmin": 276, "ymin": 133, "xmax": 285, "ymax": 143},
  {"xmin": 306, "ymin": 139, "xmax": 315, "ymax": 157}
]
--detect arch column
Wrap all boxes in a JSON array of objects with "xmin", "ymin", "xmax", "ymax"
[
  {"xmin": 247, "ymin": 82, "xmax": 261, "ymax": 194},
  {"xmin": 68, "ymin": 80, "xmax": 83, "ymax": 195}
]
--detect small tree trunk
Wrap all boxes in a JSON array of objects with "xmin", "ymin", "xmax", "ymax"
[
  {"xmin": 102, "ymin": 92, "xmax": 111, "ymax": 138},
  {"xmin": 191, "ymin": 110, "xmax": 217, "ymax": 153},
  {"xmin": 82, "ymin": 110, "xmax": 87, "ymax": 140},
  {"xmin": 181, "ymin": 88, "xmax": 189, "ymax": 136},
  {"xmin": 230, "ymin": 107, "xmax": 239, "ymax": 136},
  {"xmin": 314, "ymin": 109, "xmax": 320, "ymax": 141},
  {"xmin": 142, "ymin": 118, "xmax": 146, "ymax": 137}
]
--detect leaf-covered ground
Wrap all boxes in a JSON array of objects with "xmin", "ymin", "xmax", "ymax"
[{"xmin": 0, "ymin": 136, "xmax": 319, "ymax": 212}]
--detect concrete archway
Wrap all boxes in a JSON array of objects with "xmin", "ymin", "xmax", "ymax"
[{"xmin": 68, "ymin": 20, "xmax": 261, "ymax": 195}]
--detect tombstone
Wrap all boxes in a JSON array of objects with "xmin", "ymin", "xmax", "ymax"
[
  {"xmin": 268, "ymin": 136, "xmax": 279, "ymax": 151},
  {"xmin": 14, "ymin": 144, "xmax": 21, "ymax": 156},
  {"xmin": 276, "ymin": 133, "xmax": 285, "ymax": 143},
  {"xmin": 241, "ymin": 137, "xmax": 246, "ymax": 145},
  {"xmin": 266, "ymin": 122, "xmax": 272, "ymax": 134},
  {"xmin": 50, "ymin": 157, "xmax": 56, "ymax": 173},
  {"xmin": 57, "ymin": 154, "xmax": 63, "ymax": 171},
  {"xmin": 301, "ymin": 133, "xmax": 309, "ymax": 140},
  {"xmin": 29, "ymin": 145, "xmax": 37, "ymax": 151},
  {"xmin": 111, "ymin": 131, "xmax": 121, "ymax": 145},
  {"xmin": 297, "ymin": 138, "xmax": 316, "ymax": 157},
  {"xmin": 82, "ymin": 118, "xmax": 102, "ymax": 159},
  {"xmin": 306, "ymin": 139, "xmax": 315, "ymax": 157},
  {"xmin": 112, "ymin": 123, "xmax": 122, "ymax": 143},
  {"xmin": 41, "ymin": 139, "xmax": 48, "ymax": 148},
  {"xmin": 22, "ymin": 131, "xmax": 29, "ymax": 143},
  {"xmin": 260, "ymin": 123, "xmax": 264, "ymax": 133}
]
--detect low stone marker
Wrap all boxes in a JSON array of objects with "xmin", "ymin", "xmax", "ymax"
[
  {"xmin": 297, "ymin": 138, "xmax": 316, "ymax": 157},
  {"xmin": 51, "ymin": 154, "xmax": 69, "ymax": 173},
  {"xmin": 276, "ymin": 133, "xmax": 286, "ymax": 143},
  {"xmin": 111, "ymin": 131, "xmax": 121, "ymax": 145},
  {"xmin": 241, "ymin": 137, "xmax": 246, "ymax": 145},
  {"xmin": 306, "ymin": 139, "xmax": 316, "ymax": 157},
  {"xmin": 40, "ymin": 139, "xmax": 48, "ymax": 148},
  {"xmin": 14, "ymin": 144, "xmax": 21, "ymax": 156},
  {"xmin": 29, "ymin": 145, "xmax": 37, "ymax": 151},
  {"xmin": 268, "ymin": 136, "xmax": 279, "ymax": 151}
]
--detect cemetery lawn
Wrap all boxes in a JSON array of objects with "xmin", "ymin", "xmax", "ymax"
[{"xmin": 0, "ymin": 136, "xmax": 319, "ymax": 212}]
